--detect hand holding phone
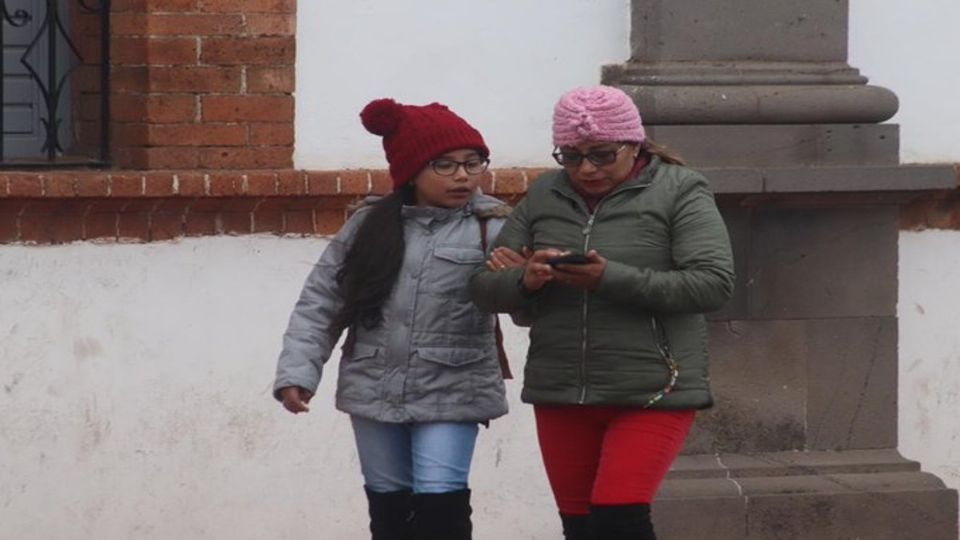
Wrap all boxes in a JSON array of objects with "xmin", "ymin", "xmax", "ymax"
[{"xmin": 546, "ymin": 253, "xmax": 591, "ymax": 266}]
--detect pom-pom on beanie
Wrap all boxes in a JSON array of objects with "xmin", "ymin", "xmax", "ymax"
[
  {"xmin": 552, "ymin": 86, "xmax": 646, "ymax": 147},
  {"xmin": 359, "ymin": 98, "xmax": 489, "ymax": 189}
]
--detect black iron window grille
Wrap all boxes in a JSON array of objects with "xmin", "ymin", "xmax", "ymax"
[{"xmin": 1, "ymin": 0, "xmax": 110, "ymax": 168}]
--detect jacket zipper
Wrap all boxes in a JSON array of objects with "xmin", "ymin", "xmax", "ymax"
[
  {"xmin": 578, "ymin": 213, "xmax": 596, "ymax": 404},
  {"xmin": 551, "ymin": 180, "xmax": 652, "ymax": 405}
]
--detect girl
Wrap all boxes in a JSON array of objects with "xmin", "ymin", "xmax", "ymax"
[
  {"xmin": 274, "ymin": 98, "xmax": 510, "ymax": 540},
  {"xmin": 471, "ymin": 85, "xmax": 735, "ymax": 540}
]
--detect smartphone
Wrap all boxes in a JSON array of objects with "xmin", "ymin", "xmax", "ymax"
[{"xmin": 546, "ymin": 253, "xmax": 591, "ymax": 266}]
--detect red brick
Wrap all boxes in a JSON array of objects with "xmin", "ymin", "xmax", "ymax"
[
  {"xmin": 44, "ymin": 174, "xmax": 77, "ymax": 197},
  {"xmin": 117, "ymin": 212, "xmax": 150, "ymax": 242},
  {"xmin": 150, "ymin": 212, "xmax": 185, "ymax": 241},
  {"xmin": 201, "ymin": 37, "xmax": 293, "ymax": 65},
  {"xmin": 253, "ymin": 204, "xmax": 282, "ymax": 233},
  {"xmin": 112, "ymin": 13, "xmax": 244, "ymax": 36},
  {"xmin": 247, "ymin": 67, "xmax": 294, "ymax": 93},
  {"xmin": 245, "ymin": 14, "xmax": 296, "ymax": 36},
  {"xmin": 275, "ymin": 171, "xmax": 304, "ymax": 195},
  {"xmin": 0, "ymin": 212, "xmax": 18, "ymax": 242},
  {"xmin": 112, "ymin": 37, "xmax": 198, "ymax": 65},
  {"xmin": 111, "ymin": 0, "xmax": 198, "ymax": 12},
  {"xmin": 201, "ymin": 96, "xmax": 293, "ymax": 122},
  {"xmin": 525, "ymin": 168, "xmax": 550, "ymax": 183},
  {"xmin": 52, "ymin": 213, "xmax": 87, "ymax": 243},
  {"xmin": 120, "ymin": 199, "xmax": 158, "ymax": 213},
  {"xmin": 112, "ymin": 94, "xmax": 197, "ymax": 123},
  {"xmin": 307, "ymin": 171, "xmax": 339, "ymax": 195},
  {"xmin": 20, "ymin": 212, "xmax": 85, "ymax": 244},
  {"xmin": 316, "ymin": 209, "xmax": 346, "ymax": 235},
  {"xmin": 249, "ymin": 123, "xmax": 293, "ymax": 146},
  {"xmin": 247, "ymin": 173, "xmax": 277, "ymax": 195},
  {"xmin": 88, "ymin": 199, "xmax": 131, "ymax": 213},
  {"xmin": 199, "ymin": 146, "xmax": 291, "ymax": 169},
  {"xmin": 75, "ymin": 173, "xmax": 110, "ymax": 197},
  {"xmin": 7, "ymin": 174, "xmax": 43, "ymax": 197},
  {"xmin": 177, "ymin": 173, "xmax": 206, "ymax": 196},
  {"xmin": 114, "ymin": 147, "xmax": 202, "ymax": 169},
  {"xmin": 149, "ymin": 123, "xmax": 247, "ymax": 146},
  {"xmin": 477, "ymin": 171, "xmax": 494, "ymax": 195},
  {"xmin": 200, "ymin": 0, "xmax": 295, "ymax": 13},
  {"xmin": 144, "ymin": 173, "xmax": 177, "ymax": 196},
  {"xmin": 208, "ymin": 173, "xmax": 245, "ymax": 196},
  {"xmin": 184, "ymin": 211, "xmax": 218, "ymax": 236},
  {"xmin": 113, "ymin": 124, "xmax": 150, "ymax": 146},
  {"xmin": 341, "ymin": 171, "xmax": 371, "ymax": 195},
  {"xmin": 283, "ymin": 209, "xmax": 314, "ymax": 234},
  {"xmin": 494, "ymin": 169, "xmax": 527, "ymax": 194},
  {"xmin": 111, "ymin": 66, "xmax": 149, "ymax": 92},
  {"xmin": 368, "ymin": 170, "xmax": 393, "ymax": 194},
  {"xmin": 84, "ymin": 212, "xmax": 119, "ymax": 241},
  {"xmin": 221, "ymin": 211, "xmax": 253, "ymax": 234},
  {"xmin": 149, "ymin": 66, "xmax": 242, "ymax": 92},
  {"xmin": 110, "ymin": 174, "xmax": 145, "ymax": 197}
]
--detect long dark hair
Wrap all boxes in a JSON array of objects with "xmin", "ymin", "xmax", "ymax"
[
  {"xmin": 333, "ymin": 184, "xmax": 414, "ymax": 330},
  {"xmin": 640, "ymin": 138, "xmax": 686, "ymax": 166}
]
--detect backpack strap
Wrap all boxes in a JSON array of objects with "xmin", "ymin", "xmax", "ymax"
[{"xmin": 478, "ymin": 217, "xmax": 514, "ymax": 380}]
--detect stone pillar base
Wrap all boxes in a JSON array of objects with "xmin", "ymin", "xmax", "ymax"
[{"xmin": 655, "ymin": 450, "xmax": 958, "ymax": 539}]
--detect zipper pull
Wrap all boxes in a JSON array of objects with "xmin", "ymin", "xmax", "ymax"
[{"xmin": 582, "ymin": 215, "xmax": 595, "ymax": 236}]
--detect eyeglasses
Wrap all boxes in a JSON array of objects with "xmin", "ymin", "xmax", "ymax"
[
  {"xmin": 429, "ymin": 157, "xmax": 490, "ymax": 176},
  {"xmin": 552, "ymin": 144, "xmax": 628, "ymax": 167}
]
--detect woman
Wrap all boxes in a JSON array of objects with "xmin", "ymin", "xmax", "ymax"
[
  {"xmin": 274, "ymin": 98, "xmax": 509, "ymax": 540},
  {"xmin": 470, "ymin": 85, "xmax": 734, "ymax": 540}
]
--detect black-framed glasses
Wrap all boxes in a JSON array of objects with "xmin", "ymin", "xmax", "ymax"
[
  {"xmin": 429, "ymin": 157, "xmax": 490, "ymax": 176},
  {"xmin": 552, "ymin": 144, "xmax": 628, "ymax": 167}
]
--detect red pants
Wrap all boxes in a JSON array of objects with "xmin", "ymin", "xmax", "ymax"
[{"xmin": 534, "ymin": 405, "xmax": 695, "ymax": 515}]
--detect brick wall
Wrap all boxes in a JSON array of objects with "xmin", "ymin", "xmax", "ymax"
[
  {"xmin": 0, "ymin": 168, "xmax": 537, "ymax": 244},
  {"xmin": 108, "ymin": 0, "xmax": 295, "ymax": 170}
]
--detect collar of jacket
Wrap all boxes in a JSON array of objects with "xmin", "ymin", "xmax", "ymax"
[{"xmin": 550, "ymin": 155, "xmax": 663, "ymax": 202}]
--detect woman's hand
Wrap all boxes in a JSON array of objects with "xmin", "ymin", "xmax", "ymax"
[
  {"xmin": 486, "ymin": 246, "xmax": 528, "ymax": 271},
  {"xmin": 551, "ymin": 250, "xmax": 607, "ymax": 291},
  {"xmin": 522, "ymin": 248, "xmax": 565, "ymax": 292},
  {"xmin": 279, "ymin": 386, "xmax": 314, "ymax": 414}
]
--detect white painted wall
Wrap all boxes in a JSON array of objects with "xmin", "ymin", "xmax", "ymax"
[
  {"xmin": 0, "ymin": 237, "xmax": 557, "ymax": 540},
  {"xmin": 849, "ymin": 0, "xmax": 960, "ymax": 163},
  {"xmin": 898, "ymin": 231, "xmax": 960, "ymax": 490},
  {"xmin": 294, "ymin": 0, "xmax": 631, "ymax": 169},
  {"xmin": 296, "ymin": 1, "xmax": 960, "ymax": 168}
]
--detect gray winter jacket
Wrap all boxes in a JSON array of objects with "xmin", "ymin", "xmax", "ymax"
[{"xmin": 273, "ymin": 193, "xmax": 510, "ymax": 424}]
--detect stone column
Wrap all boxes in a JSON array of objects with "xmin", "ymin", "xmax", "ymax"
[{"xmin": 604, "ymin": 1, "xmax": 958, "ymax": 538}]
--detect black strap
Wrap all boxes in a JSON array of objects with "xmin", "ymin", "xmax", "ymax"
[{"xmin": 479, "ymin": 218, "xmax": 513, "ymax": 379}]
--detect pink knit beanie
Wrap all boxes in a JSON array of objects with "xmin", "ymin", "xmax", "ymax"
[{"xmin": 552, "ymin": 86, "xmax": 646, "ymax": 147}]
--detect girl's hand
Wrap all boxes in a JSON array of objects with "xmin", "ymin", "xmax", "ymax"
[
  {"xmin": 486, "ymin": 246, "xmax": 528, "ymax": 271},
  {"xmin": 551, "ymin": 250, "xmax": 607, "ymax": 291},
  {"xmin": 280, "ymin": 386, "xmax": 314, "ymax": 414}
]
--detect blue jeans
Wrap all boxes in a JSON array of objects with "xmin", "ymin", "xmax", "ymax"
[{"xmin": 350, "ymin": 416, "xmax": 479, "ymax": 494}]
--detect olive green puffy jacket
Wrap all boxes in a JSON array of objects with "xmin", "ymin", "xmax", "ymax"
[{"xmin": 469, "ymin": 157, "xmax": 734, "ymax": 409}]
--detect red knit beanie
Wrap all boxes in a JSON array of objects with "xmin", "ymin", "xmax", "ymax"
[{"xmin": 360, "ymin": 98, "xmax": 490, "ymax": 189}]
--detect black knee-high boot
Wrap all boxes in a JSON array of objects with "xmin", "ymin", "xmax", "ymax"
[
  {"xmin": 364, "ymin": 486, "xmax": 414, "ymax": 540},
  {"xmin": 591, "ymin": 504, "xmax": 656, "ymax": 540},
  {"xmin": 411, "ymin": 489, "xmax": 472, "ymax": 540},
  {"xmin": 560, "ymin": 512, "xmax": 594, "ymax": 540}
]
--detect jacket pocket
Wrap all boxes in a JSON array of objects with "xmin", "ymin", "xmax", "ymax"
[
  {"xmin": 410, "ymin": 347, "xmax": 490, "ymax": 404},
  {"xmin": 425, "ymin": 246, "xmax": 485, "ymax": 299},
  {"xmin": 417, "ymin": 346, "xmax": 488, "ymax": 367},
  {"xmin": 336, "ymin": 343, "xmax": 383, "ymax": 402},
  {"xmin": 344, "ymin": 342, "xmax": 380, "ymax": 362}
]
